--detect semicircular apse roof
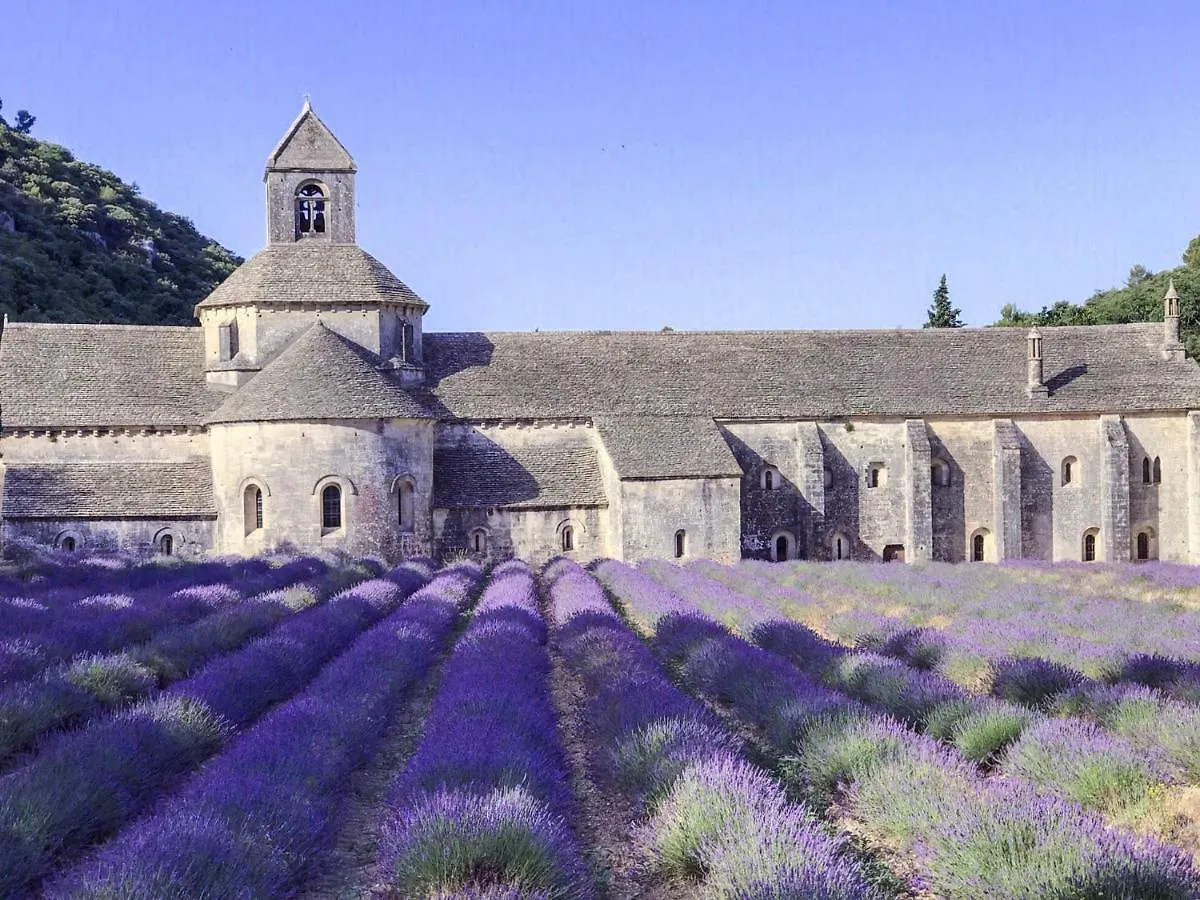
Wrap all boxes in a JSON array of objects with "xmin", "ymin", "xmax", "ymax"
[{"xmin": 206, "ymin": 322, "xmax": 432, "ymax": 424}]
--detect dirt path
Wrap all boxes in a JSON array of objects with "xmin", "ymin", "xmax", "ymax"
[
  {"xmin": 542, "ymin": 584, "xmax": 695, "ymax": 900},
  {"xmin": 295, "ymin": 648, "xmax": 449, "ymax": 900}
]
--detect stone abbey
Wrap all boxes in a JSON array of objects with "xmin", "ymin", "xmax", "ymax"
[{"xmin": 3, "ymin": 103, "xmax": 1200, "ymax": 565}]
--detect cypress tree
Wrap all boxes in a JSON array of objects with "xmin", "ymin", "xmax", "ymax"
[{"xmin": 924, "ymin": 274, "xmax": 963, "ymax": 328}]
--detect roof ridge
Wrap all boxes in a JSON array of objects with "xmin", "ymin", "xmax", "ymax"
[
  {"xmin": 2, "ymin": 322, "xmax": 202, "ymax": 332},
  {"xmin": 428, "ymin": 322, "xmax": 1162, "ymax": 338}
]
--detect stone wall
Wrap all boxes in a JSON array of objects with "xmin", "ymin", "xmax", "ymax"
[
  {"xmin": 818, "ymin": 420, "xmax": 910, "ymax": 561},
  {"xmin": 618, "ymin": 477, "xmax": 741, "ymax": 563},
  {"xmin": 208, "ymin": 417, "xmax": 434, "ymax": 559},
  {"xmin": 1, "ymin": 517, "xmax": 213, "ymax": 558},
  {"xmin": 432, "ymin": 506, "xmax": 608, "ymax": 565},
  {"xmin": 265, "ymin": 170, "xmax": 355, "ymax": 245}
]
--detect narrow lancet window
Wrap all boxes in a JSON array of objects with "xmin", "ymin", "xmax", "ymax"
[
  {"xmin": 562, "ymin": 526, "xmax": 574, "ymax": 552},
  {"xmin": 1143, "ymin": 457, "xmax": 1152, "ymax": 484},
  {"xmin": 1153, "ymin": 457, "xmax": 1162, "ymax": 484},
  {"xmin": 674, "ymin": 529, "xmax": 686, "ymax": 559},
  {"xmin": 322, "ymin": 484, "xmax": 342, "ymax": 530}
]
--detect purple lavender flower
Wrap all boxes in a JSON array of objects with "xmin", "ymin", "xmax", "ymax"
[{"xmin": 45, "ymin": 563, "xmax": 479, "ymax": 899}]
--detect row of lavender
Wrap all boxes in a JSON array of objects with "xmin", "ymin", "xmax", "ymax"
[
  {"xmin": 600, "ymin": 560, "xmax": 1200, "ymax": 898},
  {"xmin": 670, "ymin": 560, "xmax": 1200, "ymax": 796},
  {"xmin": 49, "ymin": 562, "xmax": 482, "ymax": 897},
  {"xmin": 0, "ymin": 558, "xmax": 443, "ymax": 896},
  {"xmin": 724, "ymin": 558, "xmax": 1200, "ymax": 706}
]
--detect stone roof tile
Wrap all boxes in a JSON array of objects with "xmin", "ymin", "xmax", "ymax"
[
  {"xmin": 2, "ymin": 461, "xmax": 215, "ymax": 518},
  {"xmin": 423, "ymin": 325, "xmax": 1200, "ymax": 419},
  {"xmin": 206, "ymin": 323, "xmax": 432, "ymax": 424},
  {"xmin": 595, "ymin": 416, "xmax": 742, "ymax": 478},
  {"xmin": 433, "ymin": 431, "xmax": 607, "ymax": 509},
  {"xmin": 195, "ymin": 244, "xmax": 425, "ymax": 311},
  {"xmin": 0, "ymin": 323, "xmax": 221, "ymax": 429}
]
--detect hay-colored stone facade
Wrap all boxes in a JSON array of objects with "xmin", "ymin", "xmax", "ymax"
[{"xmin": 4, "ymin": 104, "xmax": 1200, "ymax": 566}]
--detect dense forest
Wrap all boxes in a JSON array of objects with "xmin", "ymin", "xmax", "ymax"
[
  {"xmin": 0, "ymin": 100, "xmax": 240, "ymax": 328},
  {"xmin": 995, "ymin": 236, "xmax": 1200, "ymax": 357}
]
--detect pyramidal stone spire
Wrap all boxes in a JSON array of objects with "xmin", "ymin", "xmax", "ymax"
[
  {"xmin": 1163, "ymin": 277, "xmax": 1184, "ymax": 360},
  {"xmin": 263, "ymin": 100, "xmax": 357, "ymax": 244}
]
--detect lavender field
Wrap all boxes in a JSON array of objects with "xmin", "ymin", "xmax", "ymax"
[{"xmin": 1, "ymin": 550, "xmax": 1199, "ymax": 898}]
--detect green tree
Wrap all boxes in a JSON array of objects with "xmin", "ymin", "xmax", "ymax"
[
  {"xmin": 13, "ymin": 110, "xmax": 35, "ymax": 135},
  {"xmin": 1184, "ymin": 235, "xmax": 1200, "ymax": 269},
  {"xmin": 1127, "ymin": 264, "xmax": 1153, "ymax": 287},
  {"xmin": 924, "ymin": 274, "xmax": 963, "ymax": 328}
]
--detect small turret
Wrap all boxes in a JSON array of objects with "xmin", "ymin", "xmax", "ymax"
[
  {"xmin": 1163, "ymin": 278, "xmax": 1185, "ymax": 361},
  {"xmin": 1027, "ymin": 327, "xmax": 1047, "ymax": 398}
]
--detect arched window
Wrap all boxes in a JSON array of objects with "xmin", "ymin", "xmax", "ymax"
[
  {"xmin": 295, "ymin": 183, "xmax": 327, "ymax": 236},
  {"xmin": 823, "ymin": 466, "xmax": 833, "ymax": 488},
  {"xmin": 1062, "ymin": 457, "xmax": 1077, "ymax": 487},
  {"xmin": 159, "ymin": 534, "xmax": 173, "ymax": 556},
  {"xmin": 471, "ymin": 528, "xmax": 488, "ymax": 554},
  {"xmin": 931, "ymin": 458, "xmax": 951, "ymax": 487},
  {"xmin": 867, "ymin": 463, "xmax": 886, "ymax": 489},
  {"xmin": 60, "ymin": 536, "xmax": 76, "ymax": 553},
  {"xmin": 833, "ymin": 533, "xmax": 849, "ymax": 561},
  {"xmin": 1143, "ymin": 457, "xmax": 1152, "ymax": 484},
  {"xmin": 1137, "ymin": 531, "xmax": 1150, "ymax": 561},
  {"xmin": 244, "ymin": 485, "xmax": 264, "ymax": 536},
  {"xmin": 763, "ymin": 468, "xmax": 775, "ymax": 491},
  {"xmin": 561, "ymin": 525, "xmax": 574, "ymax": 552},
  {"xmin": 674, "ymin": 529, "xmax": 686, "ymax": 559},
  {"xmin": 970, "ymin": 528, "xmax": 991, "ymax": 563},
  {"xmin": 772, "ymin": 532, "xmax": 794, "ymax": 562},
  {"xmin": 398, "ymin": 481, "xmax": 415, "ymax": 532},
  {"xmin": 1082, "ymin": 529, "xmax": 1098, "ymax": 562},
  {"xmin": 322, "ymin": 484, "xmax": 342, "ymax": 530},
  {"xmin": 1153, "ymin": 457, "xmax": 1162, "ymax": 484}
]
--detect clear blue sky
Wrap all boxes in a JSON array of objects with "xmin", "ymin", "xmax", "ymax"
[{"xmin": 5, "ymin": 1, "xmax": 1198, "ymax": 332}]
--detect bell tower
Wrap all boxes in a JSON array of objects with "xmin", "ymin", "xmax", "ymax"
[{"xmin": 264, "ymin": 99, "xmax": 357, "ymax": 245}]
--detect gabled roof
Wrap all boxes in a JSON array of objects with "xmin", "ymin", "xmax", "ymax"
[
  {"xmin": 595, "ymin": 417, "xmax": 742, "ymax": 479},
  {"xmin": 0, "ymin": 323, "xmax": 222, "ymax": 428},
  {"xmin": 194, "ymin": 244, "xmax": 426, "ymax": 311},
  {"xmin": 423, "ymin": 324, "xmax": 1200, "ymax": 419},
  {"xmin": 433, "ymin": 430, "xmax": 607, "ymax": 509},
  {"xmin": 205, "ymin": 323, "xmax": 432, "ymax": 424},
  {"xmin": 266, "ymin": 100, "xmax": 356, "ymax": 173},
  {"xmin": 2, "ymin": 461, "xmax": 215, "ymax": 518}
]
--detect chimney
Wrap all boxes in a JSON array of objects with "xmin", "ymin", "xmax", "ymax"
[
  {"xmin": 1027, "ymin": 328, "xmax": 1047, "ymax": 398},
  {"xmin": 1163, "ymin": 278, "xmax": 1185, "ymax": 361}
]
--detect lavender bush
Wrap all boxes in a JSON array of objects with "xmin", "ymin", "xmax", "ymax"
[
  {"xmin": 616, "ymin": 566, "xmax": 1200, "ymax": 896},
  {"xmin": 0, "ymin": 557, "xmax": 343, "ymax": 766},
  {"xmin": 46, "ymin": 562, "xmax": 481, "ymax": 899},
  {"xmin": 552, "ymin": 558, "xmax": 881, "ymax": 899},
  {"xmin": 378, "ymin": 561, "xmax": 592, "ymax": 898},
  {"xmin": 0, "ymin": 565, "xmax": 427, "ymax": 896}
]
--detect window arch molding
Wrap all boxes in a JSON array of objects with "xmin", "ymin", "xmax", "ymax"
[
  {"xmin": 555, "ymin": 517, "xmax": 585, "ymax": 552},
  {"xmin": 152, "ymin": 527, "xmax": 181, "ymax": 557},
  {"xmin": 969, "ymin": 527, "xmax": 992, "ymax": 563},
  {"xmin": 54, "ymin": 529, "xmax": 84, "ymax": 554},
  {"xmin": 237, "ymin": 476, "xmax": 272, "ymax": 498},
  {"xmin": 1061, "ymin": 456, "xmax": 1079, "ymax": 487},
  {"xmin": 294, "ymin": 180, "xmax": 330, "ymax": 237},
  {"xmin": 770, "ymin": 529, "xmax": 795, "ymax": 562},
  {"xmin": 469, "ymin": 527, "xmax": 490, "ymax": 555},
  {"xmin": 1133, "ymin": 525, "xmax": 1158, "ymax": 561},
  {"xmin": 311, "ymin": 474, "xmax": 358, "ymax": 496}
]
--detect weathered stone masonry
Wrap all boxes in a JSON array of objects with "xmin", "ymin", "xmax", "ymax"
[{"xmin": 3, "ymin": 102, "xmax": 1200, "ymax": 565}]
